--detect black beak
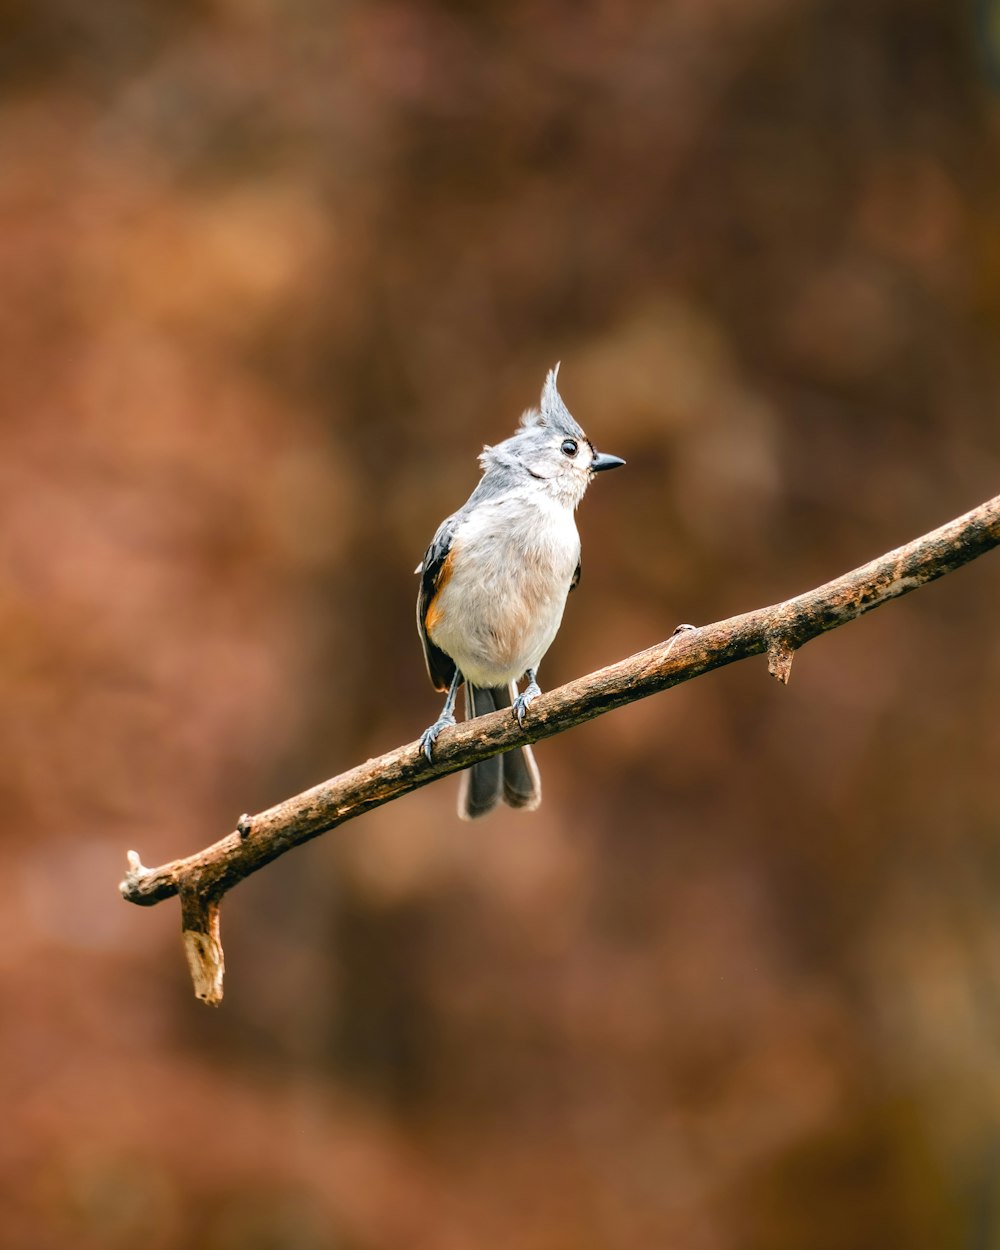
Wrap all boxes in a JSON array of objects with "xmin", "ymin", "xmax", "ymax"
[{"xmin": 591, "ymin": 451, "xmax": 626, "ymax": 473}]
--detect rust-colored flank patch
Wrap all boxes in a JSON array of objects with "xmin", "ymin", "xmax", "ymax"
[{"xmin": 424, "ymin": 547, "xmax": 455, "ymax": 638}]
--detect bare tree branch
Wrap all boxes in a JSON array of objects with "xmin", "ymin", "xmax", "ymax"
[{"xmin": 120, "ymin": 493, "xmax": 1000, "ymax": 1003}]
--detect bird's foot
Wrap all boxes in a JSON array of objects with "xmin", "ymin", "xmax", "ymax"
[
  {"xmin": 512, "ymin": 677, "xmax": 542, "ymax": 727},
  {"xmin": 419, "ymin": 712, "xmax": 456, "ymax": 761}
]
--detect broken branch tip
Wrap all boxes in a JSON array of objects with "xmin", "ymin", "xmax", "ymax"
[{"xmin": 767, "ymin": 638, "xmax": 796, "ymax": 685}]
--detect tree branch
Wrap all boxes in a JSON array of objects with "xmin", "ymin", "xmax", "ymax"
[{"xmin": 120, "ymin": 492, "xmax": 1000, "ymax": 1003}]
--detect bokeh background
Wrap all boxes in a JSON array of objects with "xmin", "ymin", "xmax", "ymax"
[{"xmin": 4, "ymin": 0, "xmax": 1000, "ymax": 1246}]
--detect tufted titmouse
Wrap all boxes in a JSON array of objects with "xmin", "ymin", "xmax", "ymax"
[{"xmin": 415, "ymin": 365, "xmax": 625, "ymax": 819}]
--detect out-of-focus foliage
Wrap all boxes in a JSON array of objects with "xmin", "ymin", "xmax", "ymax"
[{"xmin": 3, "ymin": 0, "xmax": 1000, "ymax": 1246}]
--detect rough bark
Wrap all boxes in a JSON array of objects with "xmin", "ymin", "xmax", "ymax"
[{"xmin": 120, "ymin": 492, "xmax": 1000, "ymax": 1003}]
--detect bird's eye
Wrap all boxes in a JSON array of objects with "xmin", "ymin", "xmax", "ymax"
[{"xmin": 560, "ymin": 438, "xmax": 578, "ymax": 457}]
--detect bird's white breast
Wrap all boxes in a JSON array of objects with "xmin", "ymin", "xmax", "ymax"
[{"xmin": 430, "ymin": 493, "xmax": 580, "ymax": 688}]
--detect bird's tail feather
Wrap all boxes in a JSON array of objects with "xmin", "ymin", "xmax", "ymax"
[{"xmin": 458, "ymin": 683, "xmax": 542, "ymax": 820}]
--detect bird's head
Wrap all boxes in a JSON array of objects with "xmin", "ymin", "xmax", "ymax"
[{"xmin": 482, "ymin": 365, "xmax": 625, "ymax": 507}]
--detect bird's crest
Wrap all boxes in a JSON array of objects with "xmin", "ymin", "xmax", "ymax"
[{"xmin": 519, "ymin": 364, "xmax": 584, "ymax": 439}]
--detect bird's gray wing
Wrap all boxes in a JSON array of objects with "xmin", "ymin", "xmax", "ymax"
[{"xmin": 415, "ymin": 515, "xmax": 461, "ymax": 693}]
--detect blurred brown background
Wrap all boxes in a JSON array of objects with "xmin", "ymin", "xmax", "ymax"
[{"xmin": 3, "ymin": 0, "xmax": 1000, "ymax": 1246}]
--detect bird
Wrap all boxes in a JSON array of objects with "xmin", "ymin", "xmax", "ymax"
[{"xmin": 415, "ymin": 365, "xmax": 625, "ymax": 819}]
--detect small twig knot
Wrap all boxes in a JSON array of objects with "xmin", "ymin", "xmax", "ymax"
[{"xmin": 766, "ymin": 634, "xmax": 796, "ymax": 685}]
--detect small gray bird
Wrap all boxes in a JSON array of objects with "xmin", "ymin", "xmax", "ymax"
[{"xmin": 415, "ymin": 365, "xmax": 625, "ymax": 819}]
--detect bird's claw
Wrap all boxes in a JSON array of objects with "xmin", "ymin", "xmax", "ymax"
[
  {"xmin": 419, "ymin": 713, "xmax": 456, "ymax": 761},
  {"xmin": 512, "ymin": 680, "xmax": 542, "ymax": 727}
]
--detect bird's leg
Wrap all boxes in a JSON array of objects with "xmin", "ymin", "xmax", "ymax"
[
  {"xmin": 512, "ymin": 668, "xmax": 542, "ymax": 726},
  {"xmin": 420, "ymin": 669, "xmax": 463, "ymax": 761}
]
